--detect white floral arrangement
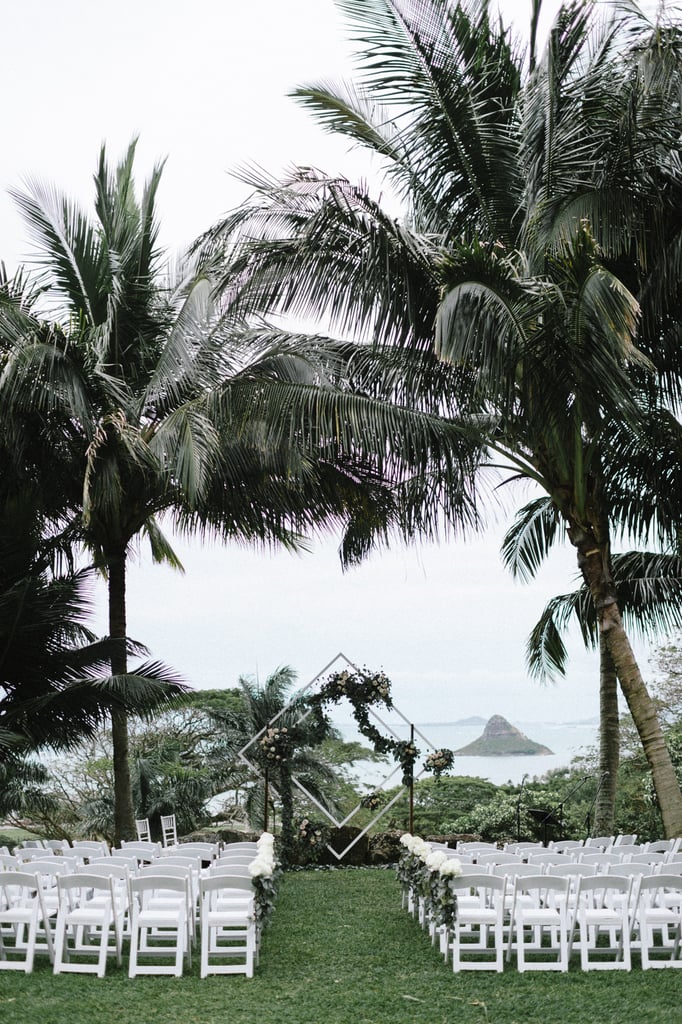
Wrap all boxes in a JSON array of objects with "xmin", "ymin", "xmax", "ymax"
[
  {"xmin": 425, "ymin": 849, "xmax": 448, "ymax": 872},
  {"xmin": 438, "ymin": 857, "xmax": 463, "ymax": 877},
  {"xmin": 423, "ymin": 748, "xmax": 455, "ymax": 776},
  {"xmin": 248, "ymin": 856, "xmax": 274, "ymax": 878},
  {"xmin": 257, "ymin": 831, "xmax": 275, "ymax": 851},
  {"xmin": 258, "ymin": 725, "xmax": 290, "ymax": 762}
]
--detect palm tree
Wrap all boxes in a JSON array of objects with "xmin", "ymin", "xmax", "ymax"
[
  {"xmin": 1, "ymin": 141, "xmax": 419, "ymax": 843},
  {"xmin": 200, "ymin": 1, "xmax": 682, "ymax": 834},
  {"xmin": 0, "ymin": 143, "xmax": 231, "ymax": 841},
  {"xmin": 503, "ymin": 497, "xmax": 682, "ymax": 831},
  {"xmin": 0, "ymin": 486, "xmax": 185, "ymax": 755},
  {"xmin": 204, "ymin": 666, "xmax": 340, "ymax": 861}
]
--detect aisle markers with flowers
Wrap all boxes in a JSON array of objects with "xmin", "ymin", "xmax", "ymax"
[
  {"xmin": 247, "ymin": 831, "xmax": 282, "ymax": 935},
  {"xmin": 398, "ymin": 833, "xmax": 462, "ymax": 949},
  {"xmin": 237, "ymin": 652, "xmax": 455, "ymax": 862}
]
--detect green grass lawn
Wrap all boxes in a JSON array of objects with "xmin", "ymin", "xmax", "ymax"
[{"xmin": 0, "ymin": 867, "xmax": 678, "ymax": 1024}]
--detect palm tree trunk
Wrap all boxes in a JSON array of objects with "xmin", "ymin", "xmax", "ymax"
[
  {"xmin": 108, "ymin": 549, "xmax": 136, "ymax": 844},
  {"xmin": 571, "ymin": 528, "xmax": 682, "ymax": 837},
  {"xmin": 594, "ymin": 635, "xmax": 619, "ymax": 835}
]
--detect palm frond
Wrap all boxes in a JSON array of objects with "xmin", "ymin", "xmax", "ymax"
[{"xmin": 501, "ymin": 496, "xmax": 563, "ymax": 582}]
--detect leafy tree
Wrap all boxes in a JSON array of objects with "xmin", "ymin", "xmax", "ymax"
[
  {"xmin": 201, "ymin": 0, "xmax": 682, "ymax": 835},
  {"xmin": 384, "ymin": 774, "xmax": 498, "ymax": 835},
  {"xmin": 0, "ymin": 141, "xmax": 409, "ymax": 843}
]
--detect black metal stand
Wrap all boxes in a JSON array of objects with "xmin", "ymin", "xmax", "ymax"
[
  {"xmin": 536, "ymin": 774, "xmax": 591, "ymax": 843},
  {"xmin": 584, "ymin": 772, "xmax": 609, "ymax": 838},
  {"xmin": 516, "ymin": 774, "xmax": 529, "ymax": 842}
]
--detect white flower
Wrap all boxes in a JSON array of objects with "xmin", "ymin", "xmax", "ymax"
[
  {"xmin": 399, "ymin": 833, "xmax": 413, "ymax": 848},
  {"xmin": 425, "ymin": 850, "xmax": 447, "ymax": 871},
  {"xmin": 439, "ymin": 858, "xmax": 462, "ymax": 878},
  {"xmin": 248, "ymin": 857, "xmax": 273, "ymax": 878},
  {"xmin": 257, "ymin": 832, "xmax": 275, "ymax": 846},
  {"xmin": 412, "ymin": 838, "xmax": 430, "ymax": 860}
]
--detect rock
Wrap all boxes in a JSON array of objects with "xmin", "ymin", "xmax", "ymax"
[{"xmin": 454, "ymin": 715, "xmax": 553, "ymax": 756}]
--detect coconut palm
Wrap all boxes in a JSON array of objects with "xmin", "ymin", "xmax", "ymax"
[
  {"xmin": 0, "ymin": 142, "xmax": 420, "ymax": 843},
  {"xmin": 503, "ymin": 495, "xmax": 682, "ymax": 831},
  {"xmin": 200, "ymin": 1, "xmax": 682, "ymax": 834}
]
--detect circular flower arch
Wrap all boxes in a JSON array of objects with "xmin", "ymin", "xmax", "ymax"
[{"xmin": 307, "ymin": 668, "xmax": 454, "ymax": 787}]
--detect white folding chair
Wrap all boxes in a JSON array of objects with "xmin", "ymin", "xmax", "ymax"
[
  {"xmin": 645, "ymin": 839, "xmax": 682, "ymax": 856},
  {"xmin": 14, "ymin": 848, "xmax": 56, "ymax": 865},
  {"xmin": 134, "ymin": 818, "xmax": 151, "ymax": 842},
  {"xmin": 572, "ymin": 875, "xmax": 633, "ymax": 971},
  {"xmin": 92, "ymin": 853, "xmax": 139, "ymax": 872},
  {"xmin": 0, "ymin": 870, "xmax": 54, "ymax": 972},
  {"xmin": 629, "ymin": 852, "xmax": 669, "ymax": 868},
  {"xmin": 136, "ymin": 864, "xmax": 197, "ymax": 944},
  {"xmin": 503, "ymin": 842, "xmax": 546, "ymax": 857},
  {"xmin": 447, "ymin": 873, "xmax": 506, "ymax": 973},
  {"xmin": 45, "ymin": 840, "xmax": 72, "ymax": 854},
  {"xmin": 219, "ymin": 847, "xmax": 258, "ymax": 858},
  {"xmin": 210, "ymin": 862, "xmax": 252, "ymax": 878},
  {"xmin": 128, "ymin": 874, "xmax": 191, "ymax": 976},
  {"xmin": 507, "ymin": 874, "xmax": 571, "ymax": 972},
  {"xmin": 578, "ymin": 851, "xmax": 623, "ymax": 871},
  {"xmin": 605, "ymin": 844, "xmax": 641, "ymax": 859},
  {"xmin": 70, "ymin": 841, "xmax": 110, "ymax": 863},
  {"xmin": 199, "ymin": 875, "xmax": 256, "ymax": 978},
  {"xmin": 613, "ymin": 834, "xmax": 638, "ymax": 847},
  {"xmin": 75, "ymin": 863, "xmax": 132, "ymax": 937},
  {"xmin": 53, "ymin": 873, "xmax": 123, "ymax": 977},
  {"xmin": 475, "ymin": 852, "xmax": 520, "ymax": 867},
  {"xmin": 160, "ymin": 815, "xmax": 178, "ymax": 848},
  {"xmin": 633, "ymin": 874, "xmax": 682, "ymax": 969},
  {"xmin": 173, "ymin": 842, "xmax": 220, "ymax": 863},
  {"xmin": 458, "ymin": 842, "xmax": 499, "ymax": 856},
  {"xmin": 118, "ymin": 840, "xmax": 162, "ymax": 863},
  {"xmin": 584, "ymin": 836, "xmax": 615, "ymax": 851},
  {"xmin": 22, "ymin": 859, "xmax": 74, "ymax": 953},
  {"xmin": 548, "ymin": 840, "xmax": 584, "ymax": 854},
  {"xmin": 527, "ymin": 851, "xmax": 575, "ymax": 868},
  {"xmin": 221, "ymin": 842, "xmax": 258, "ymax": 854}
]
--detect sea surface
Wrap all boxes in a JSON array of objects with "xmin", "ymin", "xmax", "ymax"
[{"xmin": 331, "ymin": 718, "xmax": 599, "ymax": 788}]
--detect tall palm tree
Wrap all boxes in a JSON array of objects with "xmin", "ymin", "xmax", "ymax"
[
  {"xmin": 200, "ymin": 1, "xmax": 682, "ymax": 834},
  {"xmin": 0, "ymin": 264, "xmax": 185, "ymax": 775},
  {"xmin": 0, "ymin": 141, "xmax": 420, "ymax": 843},
  {"xmin": 503, "ymin": 496, "xmax": 682, "ymax": 831}
]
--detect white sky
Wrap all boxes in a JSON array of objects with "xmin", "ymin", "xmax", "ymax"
[{"xmin": 0, "ymin": 0, "xmax": 656, "ymax": 724}]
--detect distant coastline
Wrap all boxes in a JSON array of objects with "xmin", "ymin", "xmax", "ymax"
[{"xmin": 416, "ymin": 716, "xmax": 598, "ymax": 729}]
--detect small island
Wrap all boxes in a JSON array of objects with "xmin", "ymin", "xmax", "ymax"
[{"xmin": 453, "ymin": 714, "xmax": 553, "ymax": 757}]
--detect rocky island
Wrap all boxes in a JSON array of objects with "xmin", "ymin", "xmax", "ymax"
[{"xmin": 454, "ymin": 714, "xmax": 553, "ymax": 756}]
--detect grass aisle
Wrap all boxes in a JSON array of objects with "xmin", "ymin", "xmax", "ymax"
[{"xmin": 0, "ymin": 868, "xmax": 679, "ymax": 1024}]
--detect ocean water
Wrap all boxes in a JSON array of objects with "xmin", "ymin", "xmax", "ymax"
[{"xmin": 332, "ymin": 718, "xmax": 599, "ymax": 788}]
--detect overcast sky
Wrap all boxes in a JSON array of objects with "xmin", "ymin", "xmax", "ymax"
[{"xmin": 1, "ymin": 1, "xmax": 657, "ymax": 725}]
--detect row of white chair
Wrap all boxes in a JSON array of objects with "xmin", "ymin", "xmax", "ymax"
[
  {"xmin": 406, "ymin": 867, "xmax": 682, "ymax": 972},
  {"xmin": 0, "ymin": 841, "xmax": 263, "ymax": 977},
  {"xmin": 448, "ymin": 836, "xmax": 681, "ymax": 857}
]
